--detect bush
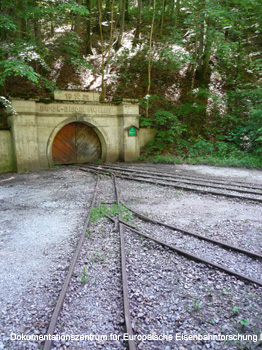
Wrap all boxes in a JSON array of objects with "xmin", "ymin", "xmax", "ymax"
[
  {"xmin": 188, "ymin": 137, "xmax": 214, "ymax": 157},
  {"xmin": 139, "ymin": 109, "xmax": 185, "ymax": 153}
]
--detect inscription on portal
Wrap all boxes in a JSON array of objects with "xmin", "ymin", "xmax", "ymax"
[
  {"xmin": 54, "ymin": 90, "xmax": 99, "ymax": 102},
  {"xmin": 37, "ymin": 104, "xmax": 115, "ymax": 115}
]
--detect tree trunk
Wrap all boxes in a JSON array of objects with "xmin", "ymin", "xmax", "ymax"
[
  {"xmin": 195, "ymin": 19, "xmax": 212, "ymax": 86},
  {"xmin": 33, "ymin": 16, "xmax": 41, "ymax": 73},
  {"xmin": 197, "ymin": 22, "xmax": 204, "ymax": 67},
  {"xmin": 170, "ymin": 0, "xmax": 175, "ymax": 25},
  {"xmin": 105, "ymin": 0, "xmax": 111, "ymax": 19},
  {"xmin": 134, "ymin": 0, "xmax": 142, "ymax": 43},
  {"xmin": 125, "ymin": 0, "xmax": 129, "ymax": 22},
  {"xmin": 146, "ymin": 0, "xmax": 156, "ymax": 118},
  {"xmin": 98, "ymin": 0, "xmax": 106, "ymax": 101},
  {"xmin": 50, "ymin": 22, "xmax": 55, "ymax": 36},
  {"xmin": 85, "ymin": 0, "xmax": 93, "ymax": 54},
  {"xmin": 115, "ymin": 0, "xmax": 125, "ymax": 50},
  {"xmin": 174, "ymin": 0, "xmax": 180, "ymax": 27},
  {"xmin": 160, "ymin": 0, "xmax": 165, "ymax": 37},
  {"xmin": 16, "ymin": 0, "xmax": 27, "ymax": 39},
  {"xmin": 75, "ymin": 0, "xmax": 82, "ymax": 36}
]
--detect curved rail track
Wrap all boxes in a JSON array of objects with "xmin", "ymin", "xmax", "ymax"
[
  {"xmin": 101, "ymin": 163, "xmax": 262, "ymax": 191},
  {"xmin": 83, "ymin": 164, "xmax": 262, "ymax": 203},
  {"xmin": 44, "ymin": 165, "xmax": 262, "ymax": 350}
]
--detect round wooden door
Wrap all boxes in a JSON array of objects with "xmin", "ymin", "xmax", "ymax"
[{"xmin": 52, "ymin": 122, "xmax": 101, "ymax": 164}]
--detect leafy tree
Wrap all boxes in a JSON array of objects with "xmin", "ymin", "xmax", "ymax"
[{"xmin": 0, "ymin": 0, "xmax": 89, "ymax": 96}]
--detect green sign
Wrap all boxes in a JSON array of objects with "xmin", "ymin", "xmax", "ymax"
[{"xmin": 128, "ymin": 126, "xmax": 137, "ymax": 136}]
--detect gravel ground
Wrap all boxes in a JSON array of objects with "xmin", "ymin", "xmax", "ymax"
[
  {"xmin": 0, "ymin": 169, "xmax": 95, "ymax": 349},
  {"xmin": 116, "ymin": 176, "xmax": 262, "ymax": 350},
  {"xmin": 0, "ymin": 164, "xmax": 262, "ymax": 350},
  {"xmin": 52, "ymin": 177, "xmax": 127, "ymax": 350},
  {"xmin": 125, "ymin": 227, "xmax": 261, "ymax": 350},
  {"xmin": 114, "ymin": 163, "xmax": 262, "ymax": 185}
]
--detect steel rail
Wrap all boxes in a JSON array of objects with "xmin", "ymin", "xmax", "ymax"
[
  {"xmin": 98, "ymin": 164, "xmax": 262, "ymax": 191},
  {"xmin": 44, "ymin": 177, "xmax": 99, "ymax": 350},
  {"xmin": 100, "ymin": 211, "xmax": 262, "ymax": 289},
  {"xmin": 121, "ymin": 202, "xmax": 262, "ymax": 260},
  {"xmin": 80, "ymin": 166, "xmax": 262, "ymax": 203},
  {"xmin": 120, "ymin": 222, "xmax": 262, "ymax": 288},
  {"xmin": 112, "ymin": 174, "xmax": 137, "ymax": 350},
  {"xmin": 95, "ymin": 164, "xmax": 262, "ymax": 195}
]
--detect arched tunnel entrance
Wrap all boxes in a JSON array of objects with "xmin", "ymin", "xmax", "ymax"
[{"xmin": 52, "ymin": 122, "xmax": 101, "ymax": 164}]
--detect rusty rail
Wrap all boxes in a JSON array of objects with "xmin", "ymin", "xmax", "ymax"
[
  {"xmin": 120, "ymin": 222, "xmax": 262, "ymax": 288},
  {"xmin": 96, "ymin": 164, "xmax": 262, "ymax": 192},
  {"xmin": 82, "ymin": 165, "xmax": 262, "ymax": 203},
  {"xmin": 44, "ymin": 177, "xmax": 99, "ymax": 350},
  {"xmin": 121, "ymin": 202, "xmax": 262, "ymax": 260},
  {"xmin": 113, "ymin": 174, "xmax": 137, "ymax": 350}
]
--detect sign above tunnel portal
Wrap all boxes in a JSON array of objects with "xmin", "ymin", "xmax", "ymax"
[
  {"xmin": 54, "ymin": 90, "xmax": 100, "ymax": 102},
  {"xmin": 37, "ymin": 103, "xmax": 116, "ymax": 115}
]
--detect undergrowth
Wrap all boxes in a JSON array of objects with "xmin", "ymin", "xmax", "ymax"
[
  {"xmin": 138, "ymin": 108, "xmax": 262, "ymax": 168},
  {"xmin": 137, "ymin": 147, "xmax": 262, "ymax": 169},
  {"xmin": 137, "ymin": 153, "xmax": 262, "ymax": 168}
]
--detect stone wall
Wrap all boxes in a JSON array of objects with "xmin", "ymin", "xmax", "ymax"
[
  {"xmin": 139, "ymin": 128, "xmax": 157, "ymax": 148},
  {"xmin": 9, "ymin": 93, "xmax": 142, "ymax": 172},
  {"xmin": 0, "ymin": 130, "xmax": 15, "ymax": 173},
  {"xmin": 1, "ymin": 92, "xmax": 157, "ymax": 173}
]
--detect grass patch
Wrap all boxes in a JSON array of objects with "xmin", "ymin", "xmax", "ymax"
[{"xmin": 90, "ymin": 203, "xmax": 133, "ymax": 223}]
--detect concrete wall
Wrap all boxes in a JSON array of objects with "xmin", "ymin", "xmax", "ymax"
[
  {"xmin": 0, "ymin": 130, "xmax": 15, "ymax": 173},
  {"xmin": 139, "ymin": 128, "xmax": 157, "ymax": 148},
  {"xmin": 3, "ymin": 92, "xmax": 157, "ymax": 173},
  {"xmin": 9, "ymin": 95, "xmax": 141, "ymax": 172}
]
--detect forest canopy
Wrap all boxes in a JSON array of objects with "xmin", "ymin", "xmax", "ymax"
[{"xmin": 1, "ymin": 0, "xmax": 262, "ymax": 167}]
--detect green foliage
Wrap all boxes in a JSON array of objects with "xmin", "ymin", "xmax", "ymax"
[
  {"xmin": 99, "ymin": 203, "xmax": 133, "ymax": 222},
  {"xmin": 0, "ymin": 58, "xmax": 40, "ymax": 85},
  {"xmin": 188, "ymin": 137, "xmax": 214, "ymax": 157},
  {"xmin": 112, "ymin": 45, "xmax": 181, "ymax": 104},
  {"xmin": 52, "ymin": 31, "xmax": 93, "ymax": 70},
  {"xmin": 139, "ymin": 109, "xmax": 185, "ymax": 153},
  {"xmin": 81, "ymin": 266, "xmax": 89, "ymax": 284},
  {"xmin": 137, "ymin": 154, "xmax": 183, "ymax": 164},
  {"xmin": 139, "ymin": 138, "xmax": 262, "ymax": 168},
  {"xmin": 1, "ymin": 0, "xmax": 262, "ymax": 166},
  {"xmin": 240, "ymin": 318, "xmax": 249, "ymax": 327},
  {"xmin": 57, "ymin": 1, "xmax": 89, "ymax": 16},
  {"xmin": 119, "ymin": 203, "xmax": 133, "ymax": 222},
  {"xmin": 99, "ymin": 203, "xmax": 119, "ymax": 217},
  {"xmin": 86, "ymin": 228, "xmax": 91, "ymax": 238},
  {"xmin": 90, "ymin": 206, "xmax": 104, "ymax": 222},
  {"xmin": 0, "ymin": 0, "xmax": 93, "ymax": 103},
  {"xmin": 232, "ymin": 306, "xmax": 240, "ymax": 313},
  {"xmin": 0, "ymin": 96, "xmax": 18, "ymax": 115},
  {"xmin": 193, "ymin": 298, "xmax": 201, "ymax": 316},
  {"xmin": 222, "ymin": 88, "xmax": 262, "ymax": 155}
]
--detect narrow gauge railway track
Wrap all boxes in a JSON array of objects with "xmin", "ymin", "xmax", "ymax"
[
  {"xmin": 82, "ymin": 164, "xmax": 262, "ymax": 203},
  {"xmin": 76, "ymin": 166, "xmax": 262, "ymax": 287},
  {"xmin": 121, "ymin": 202, "xmax": 262, "ymax": 261},
  {"xmin": 91, "ymin": 164, "xmax": 262, "ymax": 196},
  {"xmin": 43, "ymin": 178, "xmax": 99, "ymax": 350},
  {"xmin": 99, "ymin": 171, "xmax": 262, "ymax": 349},
  {"xmin": 44, "ymin": 174, "xmax": 136, "ymax": 350},
  {"xmin": 119, "ymin": 206, "xmax": 262, "ymax": 287},
  {"xmin": 44, "ymin": 167, "xmax": 262, "ymax": 350},
  {"xmin": 102, "ymin": 163, "xmax": 262, "ymax": 191}
]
